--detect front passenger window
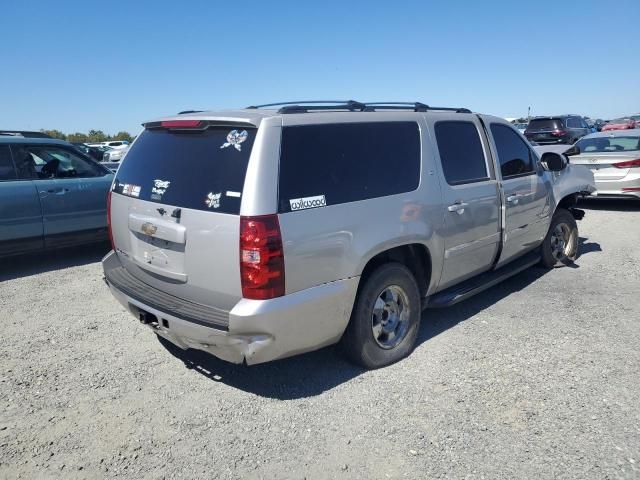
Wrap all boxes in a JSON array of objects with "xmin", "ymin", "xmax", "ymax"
[{"xmin": 490, "ymin": 124, "xmax": 535, "ymax": 178}]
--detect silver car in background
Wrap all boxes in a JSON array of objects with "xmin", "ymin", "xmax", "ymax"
[{"xmin": 569, "ymin": 130, "xmax": 640, "ymax": 199}]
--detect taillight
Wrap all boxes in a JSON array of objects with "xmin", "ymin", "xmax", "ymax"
[
  {"xmin": 613, "ymin": 159, "xmax": 640, "ymax": 168},
  {"xmin": 240, "ymin": 215, "xmax": 285, "ymax": 300},
  {"xmin": 107, "ymin": 190, "xmax": 114, "ymax": 249},
  {"xmin": 551, "ymin": 129, "xmax": 567, "ymax": 136}
]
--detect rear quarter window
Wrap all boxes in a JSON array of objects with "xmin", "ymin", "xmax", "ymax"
[
  {"xmin": 278, "ymin": 122, "xmax": 420, "ymax": 213},
  {"xmin": 114, "ymin": 127, "xmax": 256, "ymax": 214}
]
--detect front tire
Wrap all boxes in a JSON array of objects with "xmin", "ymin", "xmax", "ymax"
[
  {"xmin": 540, "ymin": 208, "xmax": 578, "ymax": 268},
  {"xmin": 342, "ymin": 263, "xmax": 421, "ymax": 369}
]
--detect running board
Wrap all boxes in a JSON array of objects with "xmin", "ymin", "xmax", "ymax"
[{"xmin": 426, "ymin": 251, "xmax": 541, "ymax": 308}]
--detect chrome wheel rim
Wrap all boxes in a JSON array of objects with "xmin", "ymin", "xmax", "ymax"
[
  {"xmin": 371, "ymin": 285, "xmax": 411, "ymax": 349},
  {"xmin": 550, "ymin": 223, "xmax": 572, "ymax": 261}
]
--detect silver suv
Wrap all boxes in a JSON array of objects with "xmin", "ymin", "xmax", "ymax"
[{"xmin": 102, "ymin": 101, "xmax": 595, "ymax": 369}]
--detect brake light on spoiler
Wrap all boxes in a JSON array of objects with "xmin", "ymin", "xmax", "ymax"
[{"xmin": 159, "ymin": 120, "xmax": 203, "ymax": 128}]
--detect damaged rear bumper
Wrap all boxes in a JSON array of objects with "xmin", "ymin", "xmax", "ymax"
[{"xmin": 102, "ymin": 251, "xmax": 359, "ymax": 365}]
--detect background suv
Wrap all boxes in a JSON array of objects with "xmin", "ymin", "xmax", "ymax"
[{"xmin": 524, "ymin": 115, "xmax": 590, "ymax": 144}]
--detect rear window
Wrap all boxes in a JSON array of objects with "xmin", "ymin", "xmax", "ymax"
[
  {"xmin": 576, "ymin": 135, "xmax": 640, "ymax": 153},
  {"xmin": 114, "ymin": 127, "xmax": 256, "ymax": 214},
  {"xmin": 527, "ymin": 118, "xmax": 564, "ymax": 130},
  {"xmin": 278, "ymin": 122, "xmax": 420, "ymax": 213}
]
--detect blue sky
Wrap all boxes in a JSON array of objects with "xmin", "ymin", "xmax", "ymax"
[{"xmin": 1, "ymin": 0, "xmax": 638, "ymax": 135}]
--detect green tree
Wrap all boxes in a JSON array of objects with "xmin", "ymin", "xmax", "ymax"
[
  {"xmin": 87, "ymin": 130, "xmax": 108, "ymax": 142},
  {"xmin": 112, "ymin": 131, "xmax": 133, "ymax": 142},
  {"xmin": 67, "ymin": 132, "xmax": 89, "ymax": 143},
  {"xmin": 41, "ymin": 129, "xmax": 66, "ymax": 140}
]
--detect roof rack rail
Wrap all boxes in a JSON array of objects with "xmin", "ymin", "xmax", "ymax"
[
  {"xmin": 177, "ymin": 110, "xmax": 203, "ymax": 115},
  {"xmin": 0, "ymin": 130, "xmax": 52, "ymax": 138},
  {"xmin": 246, "ymin": 100, "xmax": 471, "ymax": 114}
]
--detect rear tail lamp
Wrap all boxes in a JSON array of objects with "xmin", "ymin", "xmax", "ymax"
[
  {"xmin": 240, "ymin": 215, "xmax": 285, "ymax": 300},
  {"xmin": 612, "ymin": 159, "xmax": 640, "ymax": 168},
  {"xmin": 107, "ymin": 190, "xmax": 114, "ymax": 249},
  {"xmin": 551, "ymin": 129, "xmax": 568, "ymax": 136}
]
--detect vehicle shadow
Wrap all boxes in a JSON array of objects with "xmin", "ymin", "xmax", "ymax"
[
  {"xmin": 578, "ymin": 198, "xmax": 640, "ymax": 212},
  {"xmin": 577, "ymin": 236, "xmax": 602, "ymax": 259},
  {"xmin": 159, "ymin": 265, "xmax": 554, "ymax": 400},
  {"xmin": 0, "ymin": 242, "xmax": 110, "ymax": 282}
]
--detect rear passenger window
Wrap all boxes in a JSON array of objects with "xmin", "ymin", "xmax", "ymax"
[
  {"xmin": 434, "ymin": 121, "xmax": 488, "ymax": 185},
  {"xmin": 0, "ymin": 145, "xmax": 17, "ymax": 181},
  {"xmin": 278, "ymin": 122, "xmax": 420, "ymax": 212},
  {"xmin": 490, "ymin": 124, "xmax": 536, "ymax": 178}
]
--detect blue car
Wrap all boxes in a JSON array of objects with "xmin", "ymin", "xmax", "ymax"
[{"xmin": 0, "ymin": 136, "xmax": 114, "ymax": 257}]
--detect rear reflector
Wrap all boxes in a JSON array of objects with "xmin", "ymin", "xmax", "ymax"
[
  {"xmin": 240, "ymin": 215, "xmax": 285, "ymax": 300},
  {"xmin": 107, "ymin": 190, "xmax": 114, "ymax": 249},
  {"xmin": 160, "ymin": 120, "xmax": 203, "ymax": 128},
  {"xmin": 613, "ymin": 159, "xmax": 640, "ymax": 168},
  {"xmin": 622, "ymin": 187, "xmax": 640, "ymax": 191}
]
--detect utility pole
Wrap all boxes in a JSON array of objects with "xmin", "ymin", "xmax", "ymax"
[{"xmin": 527, "ymin": 106, "xmax": 531, "ymax": 121}]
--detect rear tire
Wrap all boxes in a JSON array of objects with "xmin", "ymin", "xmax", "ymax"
[
  {"xmin": 540, "ymin": 208, "xmax": 578, "ymax": 268},
  {"xmin": 342, "ymin": 263, "xmax": 421, "ymax": 369}
]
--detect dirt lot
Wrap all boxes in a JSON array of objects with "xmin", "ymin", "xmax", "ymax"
[{"xmin": 1, "ymin": 200, "xmax": 639, "ymax": 480}]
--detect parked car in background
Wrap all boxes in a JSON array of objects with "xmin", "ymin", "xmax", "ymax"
[
  {"xmin": 601, "ymin": 117, "xmax": 637, "ymax": 131},
  {"xmin": 513, "ymin": 122, "xmax": 528, "ymax": 134},
  {"xmin": 568, "ymin": 130, "xmax": 640, "ymax": 199},
  {"xmin": 103, "ymin": 146, "xmax": 128, "ymax": 162},
  {"xmin": 72, "ymin": 142, "xmax": 110, "ymax": 161},
  {"xmin": 0, "ymin": 136, "xmax": 114, "ymax": 257},
  {"xmin": 88, "ymin": 141, "xmax": 130, "ymax": 150},
  {"xmin": 524, "ymin": 115, "xmax": 590, "ymax": 145},
  {"xmin": 102, "ymin": 101, "xmax": 594, "ymax": 369}
]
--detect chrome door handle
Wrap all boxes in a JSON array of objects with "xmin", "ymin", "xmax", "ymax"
[
  {"xmin": 506, "ymin": 194, "xmax": 520, "ymax": 204},
  {"xmin": 448, "ymin": 202, "xmax": 468, "ymax": 214}
]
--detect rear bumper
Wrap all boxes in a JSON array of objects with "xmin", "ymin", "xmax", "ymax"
[
  {"xmin": 594, "ymin": 173, "xmax": 640, "ymax": 199},
  {"xmin": 102, "ymin": 251, "xmax": 359, "ymax": 365}
]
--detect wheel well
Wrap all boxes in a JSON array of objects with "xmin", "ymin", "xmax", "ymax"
[
  {"xmin": 359, "ymin": 244, "xmax": 432, "ymax": 299},
  {"xmin": 556, "ymin": 193, "xmax": 578, "ymax": 212}
]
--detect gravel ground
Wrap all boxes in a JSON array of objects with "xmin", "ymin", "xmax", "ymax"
[{"xmin": 1, "ymin": 200, "xmax": 639, "ymax": 480}]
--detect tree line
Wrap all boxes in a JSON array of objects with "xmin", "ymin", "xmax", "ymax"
[{"xmin": 40, "ymin": 129, "xmax": 134, "ymax": 143}]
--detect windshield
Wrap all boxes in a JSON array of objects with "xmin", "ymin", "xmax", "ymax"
[
  {"xmin": 610, "ymin": 118, "xmax": 631, "ymax": 124},
  {"xmin": 526, "ymin": 118, "xmax": 563, "ymax": 130},
  {"xmin": 114, "ymin": 126, "xmax": 256, "ymax": 214},
  {"xmin": 576, "ymin": 135, "xmax": 640, "ymax": 153}
]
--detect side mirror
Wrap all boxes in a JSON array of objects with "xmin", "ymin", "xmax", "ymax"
[{"xmin": 540, "ymin": 152, "xmax": 567, "ymax": 172}]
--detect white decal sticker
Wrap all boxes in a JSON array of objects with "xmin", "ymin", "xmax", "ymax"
[
  {"xmin": 225, "ymin": 191, "xmax": 241, "ymax": 198},
  {"xmin": 289, "ymin": 195, "xmax": 326, "ymax": 211},
  {"xmin": 152, "ymin": 179, "xmax": 170, "ymax": 196},
  {"xmin": 131, "ymin": 185, "xmax": 141, "ymax": 198},
  {"xmin": 220, "ymin": 130, "xmax": 248, "ymax": 151},
  {"xmin": 205, "ymin": 192, "xmax": 222, "ymax": 209}
]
